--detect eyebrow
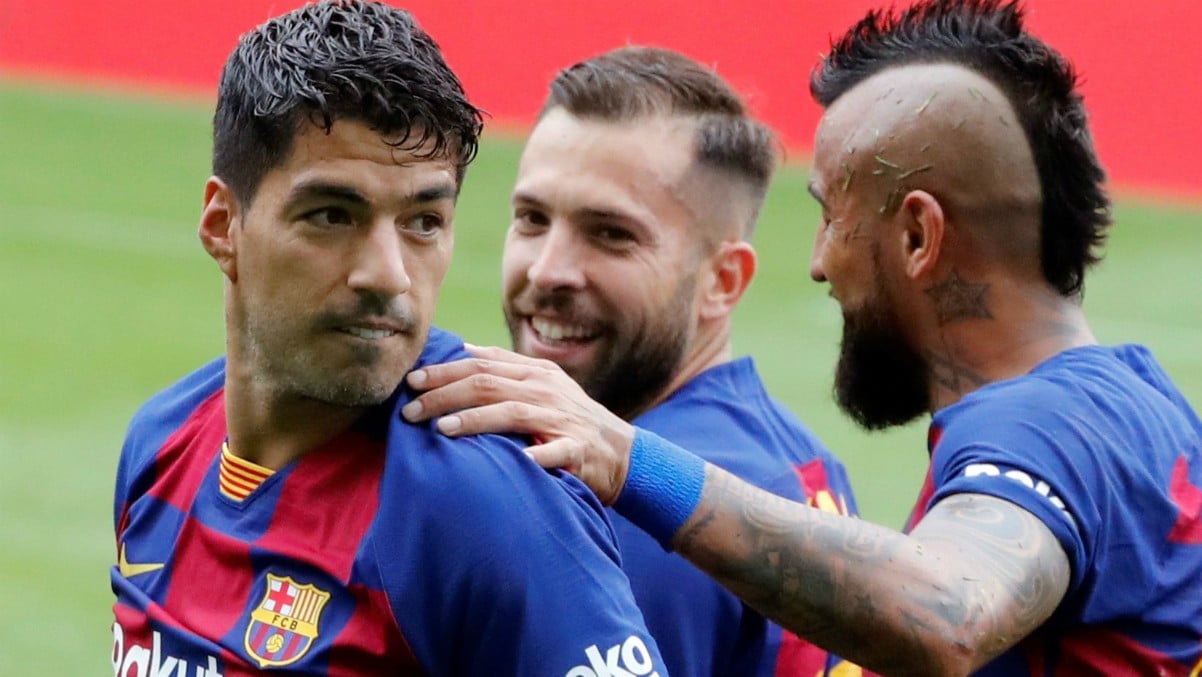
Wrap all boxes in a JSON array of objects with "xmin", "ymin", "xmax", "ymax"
[
  {"xmin": 286, "ymin": 181, "xmax": 368, "ymax": 208},
  {"xmin": 511, "ymin": 191, "xmax": 638, "ymax": 224},
  {"xmin": 286, "ymin": 180, "xmax": 458, "ymax": 209},
  {"xmin": 413, "ymin": 184, "xmax": 459, "ymax": 204}
]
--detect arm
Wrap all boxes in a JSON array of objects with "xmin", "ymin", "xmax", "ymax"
[
  {"xmin": 679, "ymin": 462, "xmax": 1068, "ymax": 676},
  {"xmin": 402, "ymin": 345, "xmax": 1071, "ymax": 676}
]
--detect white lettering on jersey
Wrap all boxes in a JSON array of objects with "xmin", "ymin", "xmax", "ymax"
[
  {"xmin": 564, "ymin": 635, "xmax": 660, "ymax": 677},
  {"xmin": 112, "ymin": 623, "xmax": 223, "ymax": 677},
  {"xmin": 963, "ymin": 463, "xmax": 1077, "ymax": 528}
]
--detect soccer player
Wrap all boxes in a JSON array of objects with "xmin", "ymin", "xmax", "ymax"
[
  {"xmin": 401, "ymin": 0, "xmax": 1202, "ymax": 674},
  {"xmin": 110, "ymin": 3, "xmax": 667, "ymax": 675},
  {"xmin": 496, "ymin": 46, "xmax": 859, "ymax": 675}
]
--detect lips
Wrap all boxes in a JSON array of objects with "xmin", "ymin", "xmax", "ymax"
[
  {"xmin": 530, "ymin": 316, "xmax": 596, "ymax": 343},
  {"xmin": 339, "ymin": 326, "xmax": 398, "ymax": 340}
]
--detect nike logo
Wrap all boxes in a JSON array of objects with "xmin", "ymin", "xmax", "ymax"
[{"xmin": 118, "ymin": 543, "xmax": 165, "ymax": 578}]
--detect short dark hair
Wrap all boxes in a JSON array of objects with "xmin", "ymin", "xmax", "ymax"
[
  {"xmin": 213, "ymin": 0, "xmax": 483, "ymax": 203},
  {"xmin": 545, "ymin": 46, "xmax": 778, "ymax": 232},
  {"xmin": 811, "ymin": 0, "xmax": 1111, "ymax": 297}
]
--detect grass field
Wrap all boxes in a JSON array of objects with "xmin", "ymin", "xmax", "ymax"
[{"xmin": 2, "ymin": 80, "xmax": 1200, "ymax": 674}]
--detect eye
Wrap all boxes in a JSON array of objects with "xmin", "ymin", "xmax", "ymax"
[
  {"xmin": 402, "ymin": 213, "xmax": 446, "ymax": 238},
  {"xmin": 593, "ymin": 225, "xmax": 637, "ymax": 248},
  {"xmin": 512, "ymin": 208, "xmax": 550, "ymax": 234},
  {"xmin": 304, "ymin": 206, "xmax": 355, "ymax": 228}
]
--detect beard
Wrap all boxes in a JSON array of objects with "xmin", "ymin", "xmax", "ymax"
[
  {"xmin": 504, "ymin": 274, "xmax": 696, "ymax": 421},
  {"xmin": 834, "ymin": 277, "xmax": 930, "ymax": 430},
  {"xmin": 239, "ymin": 291, "xmax": 419, "ymax": 409}
]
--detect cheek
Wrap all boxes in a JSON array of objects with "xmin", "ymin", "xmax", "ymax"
[{"xmin": 500, "ymin": 243, "xmax": 535, "ymax": 294}]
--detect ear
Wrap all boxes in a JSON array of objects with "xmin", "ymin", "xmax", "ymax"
[
  {"xmin": 897, "ymin": 189, "xmax": 945, "ymax": 281},
  {"xmin": 198, "ymin": 176, "xmax": 240, "ymax": 282},
  {"xmin": 698, "ymin": 240, "xmax": 757, "ymax": 322}
]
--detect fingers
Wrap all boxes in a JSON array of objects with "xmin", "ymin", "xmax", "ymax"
[
  {"xmin": 407, "ymin": 346, "xmax": 564, "ymax": 392},
  {"xmin": 407, "ymin": 356, "xmax": 530, "ymax": 392},
  {"xmin": 425, "ymin": 400, "xmax": 546, "ymax": 436},
  {"xmin": 403, "ymin": 371, "xmax": 544, "ymax": 421},
  {"xmin": 526, "ymin": 438, "xmax": 621, "ymax": 505},
  {"xmin": 463, "ymin": 343, "xmax": 553, "ymax": 368}
]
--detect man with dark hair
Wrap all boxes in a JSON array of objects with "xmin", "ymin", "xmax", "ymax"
[
  {"xmin": 110, "ymin": 3, "xmax": 667, "ymax": 675},
  {"xmin": 402, "ymin": 1, "xmax": 1202, "ymax": 674},
  {"xmin": 492, "ymin": 45, "xmax": 860, "ymax": 675}
]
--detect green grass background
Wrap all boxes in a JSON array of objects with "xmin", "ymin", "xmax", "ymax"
[{"xmin": 2, "ymin": 81, "xmax": 1200, "ymax": 674}]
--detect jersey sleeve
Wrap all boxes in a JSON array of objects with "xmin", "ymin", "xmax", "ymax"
[
  {"xmin": 925, "ymin": 394, "xmax": 1098, "ymax": 591},
  {"xmin": 115, "ymin": 358, "xmax": 226, "ymax": 532},
  {"xmin": 373, "ymin": 419, "xmax": 668, "ymax": 677}
]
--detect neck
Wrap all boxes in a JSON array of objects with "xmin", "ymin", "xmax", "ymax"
[
  {"xmin": 924, "ymin": 281, "xmax": 1096, "ymax": 412},
  {"xmin": 631, "ymin": 322, "xmax": 733, "ymax": 420},
  {"xmin": 223, "ymin": 360, "xmax": 365, "ymax": 470}
]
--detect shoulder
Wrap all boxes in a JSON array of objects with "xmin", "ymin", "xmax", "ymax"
[
  {"xmin": 122, "ymin": 358, "xmax": 225, "ymax": 470},
  {"xmin": 371, "ymin": 413, "xmax": 667, "ymax": 674},
  {"xmin": 375, "ymin": 413, "xmax": 619, "ymax": 571}
]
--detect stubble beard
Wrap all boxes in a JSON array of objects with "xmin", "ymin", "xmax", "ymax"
[
  {"xmin": 504, "ymin": 274, "xmax": 696, "ymax": 421},
  {"xmin": 238, "ymin": 296, "xmax": 416, "ymax": 409}
]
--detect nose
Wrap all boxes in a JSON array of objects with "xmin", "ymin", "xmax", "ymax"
[
  {"xmin": 526, "ymin": 223, "xmax": 586, "ymax": 291},
  {"xmin": 347, "ymin": 219, "xmax": 412, "ymax": 298},
  {"xmin": 809, "ymin": 224, "xmax": 828, "ymax": 282}
]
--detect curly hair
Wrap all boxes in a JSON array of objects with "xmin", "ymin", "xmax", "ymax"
[
  {"xmin": 212, "ymin": 0, "xmax": 483, "ymax": 203},
  {"xmin": 545, "ymin": 46, "xmax": 778, "ymax": 233},
  {"xmin": 811, "ymin": 0, "xmax": 1111, "ymax": 297}
]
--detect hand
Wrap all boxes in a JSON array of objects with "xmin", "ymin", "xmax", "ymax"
[{"xmin": 402, "ymin": 344, "xmax": 636, "ymax": 504}]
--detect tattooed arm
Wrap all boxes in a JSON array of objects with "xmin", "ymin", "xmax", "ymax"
[
  {"xmin": 400, "ymin": 345, "xmax": 1071, "ymax": 675},
  {"xmin": 681, "ymin": 464, "xmax": 1070, "ymax": 676}
]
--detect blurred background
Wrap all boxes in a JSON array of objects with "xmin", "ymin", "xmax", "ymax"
[{"xmin": 2, "ymin": 0, "xmax": 1200, "ymax": 673}]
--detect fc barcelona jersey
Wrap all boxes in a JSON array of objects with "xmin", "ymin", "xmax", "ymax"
[
  {"xmin": 907, "ymin": 344, "xmax": 1202, "ymax": 675},
  {"xmin": 626, "ymin": 358, "xmax": 862, "ymax": 677},
  {"xmin": 111, "ymin": 327, "xmax": 667, "ymax": 676}
]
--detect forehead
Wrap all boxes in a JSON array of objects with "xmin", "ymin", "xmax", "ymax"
[
  {"xmin": 515, "ymin": 109, "xmax": 696, "ymax": 210},
  {"xmin": 274, "ymin": 119, "xmax": 457, "ymax": 187}
]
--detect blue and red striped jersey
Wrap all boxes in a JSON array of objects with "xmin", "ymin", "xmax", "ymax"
[
  {"xmin": 627, "ymin": 358, "xmax": 863, "ymax": 677},
  {"xmin": 112, "ymin": 327, "xmax": 667, "ymax": 676},
  {"xmin": 908, "ymin": 344, "xmax": 1202, "ymax": 675}
]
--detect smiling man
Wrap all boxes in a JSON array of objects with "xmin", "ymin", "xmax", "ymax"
[
  {"xmin": 109, "ymin": 3, "xmax": 666, "ymax": 675},
  {"xmin": 495, "ymin": 46, "xmax": 860, "ymax": 676}
]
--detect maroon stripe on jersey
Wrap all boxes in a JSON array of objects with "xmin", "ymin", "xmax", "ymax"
[
  {"xmin": 1025, "ymin": 627, "xmax": 1185, "ymax": 675},
  {"xmin": 164, "ymin": 518, "xmax": 256, "ymax": 643},
  {"xmin": 1169, "ymin": 455, "xmax": 1202, "ymax": 544},
  {"xmin": 255, "ymin": 429, "xmax": 385, "ymax": 582},
  {"xmin": 151, "ymin": 390, "xmax": 226, "ymax": 513},
  {"xmin": 327, "ymin": 584, "xmax": 420, "ymax": 676},
  {"xmin": 904, "ymin": 468, "xmax": 937, "ymax": 533}
]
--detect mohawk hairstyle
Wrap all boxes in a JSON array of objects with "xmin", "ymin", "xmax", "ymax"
[
  {"xmin": 811, "ymin": 0, "xmax": 1111, "ymax": 297},
  {"xmin": 212, "ymin": 0, "xmax": 483, "ymax": 203}
]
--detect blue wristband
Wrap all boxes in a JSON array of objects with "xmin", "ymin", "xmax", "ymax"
[{"xmin": 613, "ymin": 429, "xmax": 707, "ymax": 550}]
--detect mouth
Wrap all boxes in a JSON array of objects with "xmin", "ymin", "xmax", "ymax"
[
  {"xmin": 529, "ymin": 316, "xmax": 597, "ymax": 344},
  {"xmin": 334, "ymin": 317, "xmax": 412, "ymax": 341},
  {"xmin": 339, "ymin": 326, "xmax": 398, "ymax": 340},
  {"xmin": 519, "ymin": 315, "xmax": 603, "ymax": 369}
]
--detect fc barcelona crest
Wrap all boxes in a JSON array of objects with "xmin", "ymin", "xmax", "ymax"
[{"xmin": 244, "ymin": 574, "xmax": 331, "ymax": 668}]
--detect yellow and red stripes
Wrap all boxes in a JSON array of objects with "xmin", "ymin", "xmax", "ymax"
[{"xmin": 219, "ymin": 442, "xmax": 274, "ymax": 501}]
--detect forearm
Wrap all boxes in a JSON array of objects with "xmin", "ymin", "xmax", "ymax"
[
  {"xmin": 662, "ymin": 463, "xmax": 1067, "ymax": 676},
  {"xmin": 674, "ymin": 465, "xmax": 970, "ymax": 674}
]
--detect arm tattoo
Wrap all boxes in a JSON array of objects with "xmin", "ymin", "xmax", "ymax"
[{"xmin": 673, "ymin": 471, "xmax": 1070, "ymax": 675}]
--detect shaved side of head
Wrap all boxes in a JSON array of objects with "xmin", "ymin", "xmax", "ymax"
[{"xmin": 817, "ymin": 63, "xmax": 1043, "ymax": 274}]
